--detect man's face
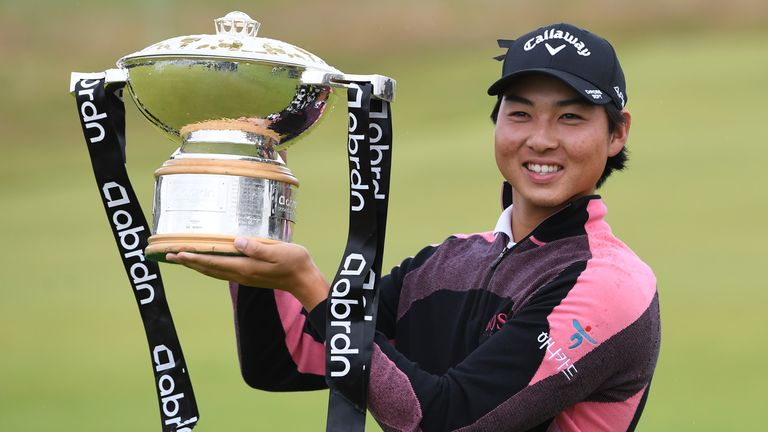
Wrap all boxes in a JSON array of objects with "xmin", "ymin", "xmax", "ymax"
[{"xmin": 494, "ymin": 74, "xmax": 629, "ymax": 216}]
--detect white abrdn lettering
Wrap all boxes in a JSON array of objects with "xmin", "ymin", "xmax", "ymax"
[
  {"xmin": 348, "ymin": 132, "xmax": 368, "ymax": 212},
  {"xmin": 362, "ymin": 269, "xmax": 376, "ymax": 322},
  {"xmin": 368, "ymin": 100, "xmax": 390, "ymax": 200},
  {"xmin": 153, "ymin": 345, "xmax": 196, "ymax": 426},
  {"xmin": 77, "ymin": 79, "xmax": 108, "ymax": 143},
  {"xmin": 340, "ymin": 253, "xmax": 366, "ymax": 276},
  {"xmin": 158, "ymin": 374, "xmax": 175, "ymax": 396},
  {"xmin": 104, "ymin": 181, "xmax": 130, "ymax": 208},
  {"xmin": 153, "ymin": 344, "xmax": 176, "ymax": 372},
  {"xmin": 348, "ymin": 105, "xmax": 368, "ymax": 212},
  {"xmin": 329, "ymin": 252, "xmax": 369, "ymax": 377},
  {"xmin": 101, "ymin": 181, "xmax": 156, "ymax": 305},
  {"xmin": 348, "ymin": 83, "xmax": 363, "ymax": 109},
  {"xmin": 347, "ymin": 85, "xmax": 392, "ymax": 207}
]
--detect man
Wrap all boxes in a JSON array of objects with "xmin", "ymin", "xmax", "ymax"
[{"xmin": 168, "ymin": 23, "xmax": 660, "ymax": 432}]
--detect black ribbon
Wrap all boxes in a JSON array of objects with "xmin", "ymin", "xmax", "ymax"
[
  {"xmin": 325, "ymin": 83, "xmax": 393, "ymax": 431},
  {"xmin": 72, "ymin": 75, "xmax": 199, "ymax": 431}
]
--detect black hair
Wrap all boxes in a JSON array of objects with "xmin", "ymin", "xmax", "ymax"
[{"xmin": 490, "ymin": 96, "xmax": 628, "ymax": 189}]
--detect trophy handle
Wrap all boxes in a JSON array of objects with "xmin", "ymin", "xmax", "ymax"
[
  {"xmin": 301, "ymin": 70, "xmax": 396, "ymax": 102},
  {"xmin": 69, "ymin": 69, "xmax": 128, "ymax": 94}
]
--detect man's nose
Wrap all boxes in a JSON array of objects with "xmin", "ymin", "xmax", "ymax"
[{"xmin": 526, "ymin": 122, "xmax": 559, "ymax": 152}]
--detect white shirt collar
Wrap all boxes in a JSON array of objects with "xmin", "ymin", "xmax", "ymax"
[{"xmin": 493, "ymin": 205, "xmax": 516, "ymax": 248}]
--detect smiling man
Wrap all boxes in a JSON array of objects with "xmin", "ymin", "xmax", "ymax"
[
  {"xmin": 168, "ymin": 23, "xmax": 660, "ymax": 432},
  {"xmin": 492, "ymin": 73, "xmax": 629, "ymax": 242}
]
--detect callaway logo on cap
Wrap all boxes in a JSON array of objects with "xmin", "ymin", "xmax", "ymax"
[{"xmin": 488, "ymin": 23, "xmax": 627, "ymax": 110}]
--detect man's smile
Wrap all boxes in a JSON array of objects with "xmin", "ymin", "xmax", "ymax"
[{"xmin": 524, "ymin": 163, "xmax": 563, "ymax": 174}]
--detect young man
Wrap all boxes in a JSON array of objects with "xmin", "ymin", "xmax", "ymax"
[{"xmin": 168, "ymin": 23, "xmax": 660, "ymax": 432}]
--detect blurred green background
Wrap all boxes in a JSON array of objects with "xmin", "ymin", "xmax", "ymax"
[{"xmin": 2, "ymin": 0, "xmax": 767, "ymax": 430}]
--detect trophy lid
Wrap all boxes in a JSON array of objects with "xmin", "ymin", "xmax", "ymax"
[{"xmin": 118, "ymin": 11, "xmax": 340, "ymax": 74}]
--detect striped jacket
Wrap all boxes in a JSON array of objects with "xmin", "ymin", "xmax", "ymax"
[{"xmin": 230, "ymin": 195, "xmax": 660, "ymax": 431}]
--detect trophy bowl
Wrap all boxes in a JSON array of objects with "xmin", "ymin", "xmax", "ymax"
[{"xmin": 114, "ymin": 11, "xmax": 346, "ymax": 261}]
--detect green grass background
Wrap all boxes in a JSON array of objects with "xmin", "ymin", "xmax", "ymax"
[{"xmin": 1, "ymin": 0, "xmax": 767, "ymax": 430}]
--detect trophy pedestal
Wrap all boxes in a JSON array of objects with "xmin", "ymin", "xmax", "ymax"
[{"xmin": 146, "ymin": 157, "xmax": 298, "ymax": 262}]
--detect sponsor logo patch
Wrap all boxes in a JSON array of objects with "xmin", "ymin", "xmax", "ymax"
[
  {"xmin": 613, "ymin": 86, "xmax": 625, "ymax": 107},
  {"xmin": 568, "ymin": 319, "xmax": 599, "ymax": 349},
  {"xmin": 545, "ymin": 43, "xmax": 566, "ymax": 56},
  {"xmin": 585, "ymin": 89, "xmax": 604, "ymax": 100},
  {"xmin": 537, "ymin": 332, "xmax": 578, "ymax": 381},
  {"xmin": 524, "ymin": 28, "xmax": 592, "ymax": 57}
]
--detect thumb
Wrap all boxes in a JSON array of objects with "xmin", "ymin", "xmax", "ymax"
[{"xmin": 234, "ymin": 237, "xmax": 270, "ymax": 260}]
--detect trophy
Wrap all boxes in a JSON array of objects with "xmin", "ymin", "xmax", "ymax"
[
  {"xmin": 78, "ymin": 11, "xmax": 394, "ymax": 261},
  {"xmin": 71, "ymin": 13, "xmax": 395, "ymax": 429}
]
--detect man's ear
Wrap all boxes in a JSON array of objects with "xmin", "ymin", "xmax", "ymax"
[{"xmin": 608, "ymin": 110, "xmax": 631, "ymax": 157}]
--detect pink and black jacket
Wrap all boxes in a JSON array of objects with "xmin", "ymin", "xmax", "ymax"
[{"xmin": 230, "ymin": 195, "xmax": 661, "ymax": 431}]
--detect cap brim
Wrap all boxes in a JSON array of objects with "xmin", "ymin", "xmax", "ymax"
[{"xmin": 487, "ymin": 68, "xmax": 613, "ymax": 106}]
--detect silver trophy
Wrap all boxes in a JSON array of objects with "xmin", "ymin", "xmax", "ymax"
[{"xmin": 72, "ymin": 11, "xmax": 394, "ymax": 261}]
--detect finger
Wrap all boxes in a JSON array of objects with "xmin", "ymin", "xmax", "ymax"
[
  {"xmin": 178, "ymin": 260, "xmax": 234, "ymax": 281},
  {"xmin": 173, "ymin": 251, "xmax": 246, "ymax": 271},
  {"xmin": 234, "ymin": 237, "xmax": 277, "ymax": 262},
  {"xmin": 172, "ymin": 254, "xmax": 256, "ymax": 284},
  {"xmin": 171, "ymin": 251, "xmax": 276, "ymax": 284}
]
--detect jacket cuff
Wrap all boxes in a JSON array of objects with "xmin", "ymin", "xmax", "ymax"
[{"xmin": 307, "ymin": 298, "xmax": 328, "ymax": 340}]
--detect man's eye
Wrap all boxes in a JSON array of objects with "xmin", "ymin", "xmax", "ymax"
[
  {"xmin": 509, "ymin": 111, "xmax": 529, "ymax": 118},
  {"xmin": 561, "ymin": 113, "xmax": 583, "ymax": 120}
]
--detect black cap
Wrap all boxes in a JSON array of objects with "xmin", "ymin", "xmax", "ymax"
[{"xmin": 487, "ymin": 23, "xmax": 627, "ymax": 110}]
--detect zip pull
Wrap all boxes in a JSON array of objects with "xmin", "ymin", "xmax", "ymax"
[{"xmin": 490, "ymin": 245, "xmax": 511, "ymax": 269}]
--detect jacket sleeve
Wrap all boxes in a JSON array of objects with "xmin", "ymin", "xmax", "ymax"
[
  {"xmin": 309, "ymin": 260, "xmax": 660, "ymax": 432},
  {"xmin": 229, "ymin": 244, "xmax": 435, "ymax": 392},
  {"xmin": 230, "ymin": 282, "xmax": 326, "ymax": 391}
]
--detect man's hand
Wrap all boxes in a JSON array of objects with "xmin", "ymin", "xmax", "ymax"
[{"xmin": 166, "ymin": 238, "xmax": 329, "ymax": 311}]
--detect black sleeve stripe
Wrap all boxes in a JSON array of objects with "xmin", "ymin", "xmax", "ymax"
[
  {"xmin": 377, "ymin": 243, "xmax": 441, "ymax": 338},
  {"xmin": 235, "ymin": 285, "xmax": 326, "ymax": 391}
]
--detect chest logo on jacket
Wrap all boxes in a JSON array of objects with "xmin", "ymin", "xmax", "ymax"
[
  {"xmin": 482, "ymin": 303, "xmax": 515, "ymax": 337},
  {"xmin": 483, "ymin": 312, "xmax": 507, "ymax": 336}
]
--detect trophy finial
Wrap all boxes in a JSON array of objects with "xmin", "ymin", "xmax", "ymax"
[{"xmin": 215, "ymin": 11, "xmax": 260, "ymax": 38}]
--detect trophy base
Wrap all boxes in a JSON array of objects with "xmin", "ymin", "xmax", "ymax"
[
  {"xmin": 148, "ymin": 157, "xmax": 297, "ymax": 264},
  {"xmin": 145, "ymin": 234, "xmax": 282, "ymax": 263}
]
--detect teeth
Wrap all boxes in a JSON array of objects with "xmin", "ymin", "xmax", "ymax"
[{"xmin": 526, "ymin": 163, "xmax": 562, "ymax": 174}]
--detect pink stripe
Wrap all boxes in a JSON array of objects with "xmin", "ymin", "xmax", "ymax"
[
  {"xmin": 530, "ymin": 200, "xmax": 656, "ymax": 385},
  {"xmin": 229, "ymin": 281, "xmax": 239, "ymax": 308},
  {"xmin": 530, "ymin": 235, "xmax": 547, "ymax": 247},
  {"xmin": 368, "ymin": 344, "xmax": 423, "ymax": 431},
  {"xmin": 550, "ymin": 386, "xmax": 647, "ymax": 431},
  {"xmin": 273, "ymin": 290, "xmax": 326, "ymax": 375},
  {"xmin": 229, "ymin": 282, "xmax": 242, "ymax": 363},
  {"xmin": 452, "ymin": 231, "xmax": 495, "ymax": 243}
]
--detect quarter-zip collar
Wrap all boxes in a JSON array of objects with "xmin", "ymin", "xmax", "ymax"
[
  {"xmin": 528, "ymin": 194, "xmax": 601, "ymax": 244},
  {"xmin": 493, "ymin": 194, "xmax": 602, "ymax": 251},
  {"xmin": 485, "ymin": 195, "xmax": 602, "ymax": 288}
]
